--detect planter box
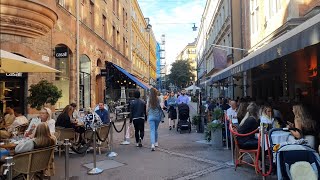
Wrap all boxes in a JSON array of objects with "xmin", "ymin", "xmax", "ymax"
[{"xmin": 211, "ymin": 128, "xmax": 223, "ymax": 147}]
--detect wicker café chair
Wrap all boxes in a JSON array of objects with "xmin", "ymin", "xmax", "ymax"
[
  {"xmin": 13, "ymin": 146, "xmax": 55, "ymax": 180},
  {"xmin": 55, "ymin": 127, "xmax": 76, "ymax": 157}
]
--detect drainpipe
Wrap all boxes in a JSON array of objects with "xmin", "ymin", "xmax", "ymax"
[{"xmin": 76, "ymin": 0, "xmax": 80, "ymax": 108}]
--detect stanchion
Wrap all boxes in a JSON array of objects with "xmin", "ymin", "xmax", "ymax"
[
  {"xmin": 107, "ymin": 121, "xmax": 118, "ymax": 157},
  {"xmin": 3, "ymin": 156, "xmax": 14, "ymax": 180},
  {"xmin": 224, "ymin": 111, "xmax": 229, "ymax": 150},
  {"xmin": 120, "ymin": 113, "xmax": 130, "ymax": 145},
  {"xmin": 88, "ymin": 119, "xmax": 103, "ymax": 175},
  {"xmin": 64, "ymin": 139, "xmax": 71, "ymax": 180},
  {"xmin": 229, "ymin": 115, "xmax": 235, "ymax": 165},
  {"xmin": 260, "ymin": 123, "xmax": 266, "ymax": 180}
]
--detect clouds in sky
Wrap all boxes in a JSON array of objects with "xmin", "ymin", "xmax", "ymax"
[{"xmin": 137, "ymin": 0, "xmax": 206, "ymax": 68}]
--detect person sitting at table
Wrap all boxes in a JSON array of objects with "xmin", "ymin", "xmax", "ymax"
[
  {"xmin": 287, "ymin": 104, "xmax": 318, "ymax": 149},
  {"xmin": 0, "ymin": 105, "xmax": 16, "ymax": 130},
  {"xmin": 237, "ymin": 102, "xmax": 260, "ymax": 150},
  {"xmin": 0, "ymin": 108, "xmax": 28, "ymax": 139},
  {"xmin": 56, "ymin": 105, "xmax": 85, "ymax": 144},
  {"xmin": 260, "ymin": 104, "xmax": 281, "ymax": 130},
  {"xmin": 15, "ymin": 122, "xmax": 56, "ymax": 154},
  {"xmin": 25, "ymin": 107, "xmax": 55, "ymax": 138},
  {"xmin": 95, "ymin": 102, "xmax": 110, "ymax": 124}
]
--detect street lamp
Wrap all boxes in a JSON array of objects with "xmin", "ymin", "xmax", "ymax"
[{"xmin": 145, "ymin": 18, "xmax": 152, "ymax": 85}]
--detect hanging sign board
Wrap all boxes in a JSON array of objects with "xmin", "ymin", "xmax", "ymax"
[
  {"xmin": 100, "ymin": 69, "xmax": 107, "ymax": 76},
  {"xmin": 55, "ymin": 47, "xmax": 68, "ymax": 58}
]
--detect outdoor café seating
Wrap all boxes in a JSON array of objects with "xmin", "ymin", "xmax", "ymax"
[{"xmin": 13, "ymin": 146, "xmax": 55, "ymax": 180}]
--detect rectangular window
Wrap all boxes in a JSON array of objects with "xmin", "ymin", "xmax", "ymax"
[
  {"xmin": 117, "ymin": 31, "xmax": 120, "ymax": 50},
  {"xmin": 112, "ymin": 26, "xmax": 116, "ymax": 47},
  {"xmin": 102, "ymin": 15, "xmax": 106, "ymax": 39},
  {"xmin": 90, "ymin": 1, "xmax": 94, "ymax": 30},
  {"xmin": 58, "ymin": 0, "xmax": 65, "ymax": 7},
  {"xmin": 123, "ymin": 8, "xmax": 125, "ymax": 27},
  {"xmin": 114, "ymin": 0, "xmax": 119, "ymax": 16},
  {"xmin": 250, "ymin": 0, "xmax": 259, "ymax": 34},
  {"xmin": 123, "ymin": 37, "xmax": 126, "ymax": 55}
]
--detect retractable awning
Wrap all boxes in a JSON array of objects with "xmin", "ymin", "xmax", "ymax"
[
  {"xmin": 113, "ymin": 64, "xmax": 150, "ymax": 90},
  {"xmin": 210, "ymin": 13, "xmax": 320, "ymax": 83}
]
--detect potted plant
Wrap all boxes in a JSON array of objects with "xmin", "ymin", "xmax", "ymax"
[
  {"xmin": 207, "ymin": 108, "xmax": 224, "ymax": 147},
  {"xmin": 27, "ymin": 80, "xmax": 62, "ymax": 110},
  {"xmin": 192, "ymin": 115, "xmax": 201, "ymax": 132}
]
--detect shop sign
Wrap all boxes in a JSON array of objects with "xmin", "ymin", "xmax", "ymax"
[
  {"xmin": 55, "ymin": 47, "xmax": 68, "ymax": 58},
  {"xmin": 100, "ymin": 69, "xmax": 107, "ymax": 76},
  {"xmin": 6, "ymin": 72, "xmax": 23, "ymax": 77}
]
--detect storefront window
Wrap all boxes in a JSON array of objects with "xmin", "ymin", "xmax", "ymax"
[
  {"xmin": 55, "ymin": 45, "xmax": 71, "ymax": 109},
  {"xmin": 0, "ymin": 73, "xmax": 26, "ymax": 115},
  {"xmin": 80, "ymin": 55, "xmax": 91, "ymax": 109}
]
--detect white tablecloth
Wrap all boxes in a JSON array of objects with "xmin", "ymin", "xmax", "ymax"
[{"xmin": 271, "ymin": 131, "xmax": 291, "ymax": 145}]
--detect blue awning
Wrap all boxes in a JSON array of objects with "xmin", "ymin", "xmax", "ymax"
[{"xmin": 113, "ymin": 64, "xmax": 150, "ymax": 90}]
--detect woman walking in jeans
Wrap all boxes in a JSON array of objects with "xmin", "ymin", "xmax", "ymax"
[{"xmin": 147, "ymin": 88, "xmax": 164, "ymax": 151}]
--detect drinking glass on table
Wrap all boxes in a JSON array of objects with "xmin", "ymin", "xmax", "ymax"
[{"xmin": 12, "ymin": 128, "xmax": 18, "ymax": 140}]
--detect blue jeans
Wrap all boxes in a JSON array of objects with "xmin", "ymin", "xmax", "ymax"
[{"xmin": 149, "ymin": 115, "xmax": 161, "ymax": 145}]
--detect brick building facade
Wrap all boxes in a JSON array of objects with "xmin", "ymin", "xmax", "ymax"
[{"xmin": 0, "ymin": 0, "xmax": 156, "ymax": 114}]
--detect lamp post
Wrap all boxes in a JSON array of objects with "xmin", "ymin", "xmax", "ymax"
[{"xmin": 145, "ymin": 18, "xmax": 152, "ymax": 85}]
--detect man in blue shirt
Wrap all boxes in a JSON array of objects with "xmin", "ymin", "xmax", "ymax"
[
  {"xmin": 177, "ymin": 89, "xmax": 190, "ymax": 104},
  {"xmin": 95, "ymin": 102, "xmax": 110, "ymax": 124}
]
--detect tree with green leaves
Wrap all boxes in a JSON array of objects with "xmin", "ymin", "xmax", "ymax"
[
  {"xmin": 168, "ymin": 60, "xmax": 195, "ymax": 89},
  {"xmin": 27, "ymin": 80, "xmax": 62, "ymax": 110}
]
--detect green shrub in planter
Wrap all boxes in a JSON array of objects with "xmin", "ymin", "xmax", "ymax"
[
  {"xmin": 192, "ymin": 115, "xmax": 201, "ymax": 126},
  {"xmin": 205, "ymin": 120, "xmax": 224, "ymax": 142},
  {"xmin": 27, "ymin": 80, "xmax": 62, "ymax": 110},
  {"xmin": 211, "ymin": 108, "xmax": 224, "ymax": 121}
]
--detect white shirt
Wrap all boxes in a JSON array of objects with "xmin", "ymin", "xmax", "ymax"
[
  {"xmin": 227, "ymin": 107, "xmax": 238, "ymax": 124},
  {"xmin": 7, "ymin": 116, "xmax": 28, "ymax": 133},
  {"xmin": 26, "ymin": 117, "xmax": 56, "ymax": 135}
]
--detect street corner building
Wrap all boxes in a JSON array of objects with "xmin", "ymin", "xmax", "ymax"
[{"xmin": 0, "ymin": 0, "xmax": 157, "ymax": 115}]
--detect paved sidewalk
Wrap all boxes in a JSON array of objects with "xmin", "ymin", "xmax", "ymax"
[{"xmin": 52, "ymin": 102, "xmax": 272, "ymax": 180}]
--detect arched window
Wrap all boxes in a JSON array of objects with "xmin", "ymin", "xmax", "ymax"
[{"xmin": 80, "ymin": 55, "xmax": 91, "ymax": 108}]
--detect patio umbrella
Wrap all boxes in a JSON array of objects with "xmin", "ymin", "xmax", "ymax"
[
  {"xmin": 185, "ymin": 84, "xmax": 201, "ymax": 91},
  {"xmin": 0, "ymin": 49, "xmax": 59, "ymax": 73}
]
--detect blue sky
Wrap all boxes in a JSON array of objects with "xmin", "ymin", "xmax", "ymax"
[{"xmin": 137, "ymin": 0, "xmax": 206, "ymax": 69}]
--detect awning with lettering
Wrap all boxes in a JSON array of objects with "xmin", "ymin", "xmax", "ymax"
[
  {"xmin": 0, "ymin": 49, "xmax": 60, "ymax": 73},
  {"xmin": 210, "ymin": 13, "xmax": 320, "ymax": 83}
]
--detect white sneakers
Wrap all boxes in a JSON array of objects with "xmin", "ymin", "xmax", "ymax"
[{"xmin": 151, "ymin": 142, "xmax": 159, "ymax": 151}]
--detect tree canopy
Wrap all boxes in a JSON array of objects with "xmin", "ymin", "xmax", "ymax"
[{"xmin": 168, "ymin": 60, "xmax": 195, "ymax": 89}]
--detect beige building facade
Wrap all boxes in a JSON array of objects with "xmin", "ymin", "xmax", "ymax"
[{"xmin": 131, "ymin": 0, "xmax": 157, "ymax": 85}]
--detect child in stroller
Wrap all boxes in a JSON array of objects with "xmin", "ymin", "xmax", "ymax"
[
  {"xmin": 177, "ymin": 103, "xmax": 191, "ymax": 133},
  {"xmin": 269, "ymin": 128, "xmax": 320, "ymax": 180}
]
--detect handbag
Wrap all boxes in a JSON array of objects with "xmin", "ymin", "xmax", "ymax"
[
  {"xmin": 159, "ymin": 106, "xmax": 165, "ymax": 122},
  {"xmin": 125, "ymin": 124, "xmax": 134, "ymax": 139}
]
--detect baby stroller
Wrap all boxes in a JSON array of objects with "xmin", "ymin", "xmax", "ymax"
[
  {"xmin": 269, "ymin": 128, "xmax": 320, "ymax": 180},
  {"xmin": 177, "ymin": 103, "xmax": 191, "ymax": 133}
]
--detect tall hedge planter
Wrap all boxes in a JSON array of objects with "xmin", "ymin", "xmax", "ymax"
[{"xmin": 208, "ymin": 120, "xmax": 224, "ymax": 147}]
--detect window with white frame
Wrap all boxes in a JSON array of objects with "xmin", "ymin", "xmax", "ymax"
[
  {"xmin": 250, "ymin": 0, "xmax": 259, "ymax": 34},
  {"xmin": 267, "ymin": 0, "xmax": 281, "ymax": 19}
]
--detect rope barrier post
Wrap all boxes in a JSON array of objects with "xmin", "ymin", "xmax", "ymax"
[
  {"xmin": 107, "ymin": 121, "xmax": 118, "ymax": 157},
  {"xmin": 224, "ymin": 111, "xmax": 229, "ymax": 150},
  {"xmin": 88, "ymin": 123, "xmax": 103, "ymax": 175},
  {"xmin": 229, "ymin": 115, "xmax": 235, "ymax": 166},
  {"xmin": 260, "ymin": 123, "xmax": 266, "ymax": 180},
  {"xmin": 3, "ymin": 156, "xmax": 14, "ymax": 180},
  {"xmin": 120, "ymin": 113, "xmax": 130, "ymax": 145},
  {"xmin": 64, "ymin": 139, "xmax": 71, "ymax": 180}
]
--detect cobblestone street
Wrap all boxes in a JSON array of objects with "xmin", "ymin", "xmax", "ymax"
[{"xmin": 52, "ymin": 103, "xmax": 267, "ymax": 180}]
